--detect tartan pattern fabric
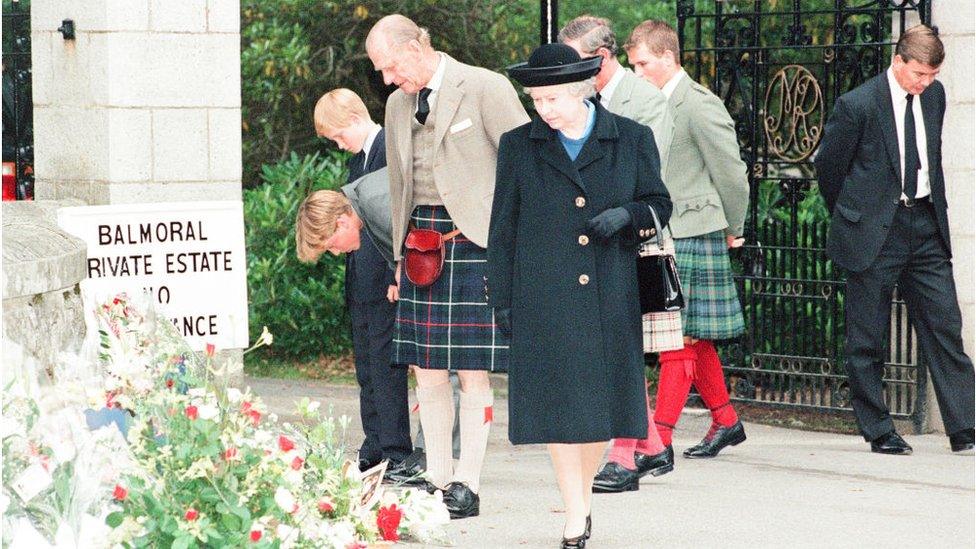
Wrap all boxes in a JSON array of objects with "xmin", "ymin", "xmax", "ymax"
[
  {"xmin": 673, "ymin": 230, "xmax": 745, "ymax": 340},
  {"xmin": 393, "ymin": 206, "xmax": 509, "ymax": 372},
  {"xmin": 643, "ymin": 311, "xmax": 684, "ymax": 353}
]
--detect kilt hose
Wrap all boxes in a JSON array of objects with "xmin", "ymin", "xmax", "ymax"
[
  {"xmin": 674, "ymin": 230, "xmax": 745, "ymax": 341},
  {"xmin": 393, "ymin": 205, "xmax": 509, "ymax": 372}
]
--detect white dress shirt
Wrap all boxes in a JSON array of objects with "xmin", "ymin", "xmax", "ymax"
[
  {"xmin": 598, "ymin": 65, "xmax": 626, "ymax": 108},
  {"xmin": 416, "ymin": 53, "xmax": 447, "ymax": 114},
  {"xmin": 887, "ymin": 67, "xmax": 930, "ymax": 200},
  {"xmin": 661, "ymin": 68, "xmax": 686, "ymax": 99},
  {"xmin": 360, "ymin": 124, "xmax": 381, "ymax": 169}
]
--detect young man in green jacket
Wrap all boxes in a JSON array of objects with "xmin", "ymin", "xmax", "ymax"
[{"xmin": 625, "ymin": 19, "xmax": 750, "ymax": 461}]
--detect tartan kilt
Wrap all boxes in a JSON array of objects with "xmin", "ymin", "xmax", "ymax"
[
  {"xmin": 393, "ymin": 205, "xmax": 509, "ymax": 372},
  {"xmin": 674, "ymin": 231, "xmax": 745, "ymax": 341}
]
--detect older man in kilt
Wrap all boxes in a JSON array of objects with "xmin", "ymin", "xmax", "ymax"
[
  {"xmin": 366, "ymin": 14, "xmax": 529, "ymax": 519},
  {"xmin": 622, "ymin": 20, "xmax": 750, "ymax": 465}
]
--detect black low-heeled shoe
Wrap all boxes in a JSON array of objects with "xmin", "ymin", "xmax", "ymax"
[{"xmin": 561, "ymin": 534, "xmax": 586, "ymax": 548}]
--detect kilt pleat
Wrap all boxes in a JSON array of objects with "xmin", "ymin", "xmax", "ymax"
[
  {"xmin": 674, "ymin": 231, "xmax": 745, "ymax": 341},
  {"xmin": 393, "ymin": 206, "xmax": 509, "ymax": 372}
]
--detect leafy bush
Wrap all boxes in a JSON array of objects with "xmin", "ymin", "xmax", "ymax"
[
  {"xmin": 244, "ymin": 151, "xmax": 352, "ymax": 360},
  {"xmin": 240, "ymin": 0, "xmax": 534, "ymax": 187}
]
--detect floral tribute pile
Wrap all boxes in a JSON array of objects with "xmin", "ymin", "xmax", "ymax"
[{"xmin": 2, "ymin": 293, "xmax": 450, "ymax": 548}]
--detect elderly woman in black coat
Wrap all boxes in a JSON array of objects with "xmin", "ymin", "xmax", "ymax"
[{"xmin": 487, "ymin": 44, "xmax": 672, "ymax": 548}]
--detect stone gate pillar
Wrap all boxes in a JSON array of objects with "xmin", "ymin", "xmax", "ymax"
[{"xmin": 31, "ymin": 0, "xmax": 242, "ymax": 203}]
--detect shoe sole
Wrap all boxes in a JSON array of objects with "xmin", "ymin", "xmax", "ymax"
[
  {"xmin": 871, "ymin": 448, "xmax": 913, "ymax": 455},
  {"xmin": 592, "ymin": 482, "xmax": 639, "ymax": 493},
  {"xmin": 449, "ymin": 509, "xmax": 480, "ymax": 519},
  {"xmin": 684, "ymin": 431, "xmax": 747, "ymax": 459}
]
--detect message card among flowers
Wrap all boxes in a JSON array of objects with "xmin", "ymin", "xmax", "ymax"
[{"xmin": 2, "ymin": 293, "xmax": 450, "ymax": 548}]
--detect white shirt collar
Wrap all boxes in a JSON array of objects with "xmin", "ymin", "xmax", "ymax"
[
  {"xmin": 599, "ymin": 65, "xmax": 626, "ymax": 107},
  {"xmin": 661, "ymin": 68, "xmax": 686, "ymax": 99},
  {"xmin": 427, "ymin": 53, "xmax": 446, "ymax": 92},
  {"xmin": 886, "ymin": 66, "xmax": 908, "ymax": 105},
  {"xmin": 360, "ymin": 124, "xmax": 381, "ymax": 166},
  {"xmin": 416, "ymin": 53, "xmax": 447, "ymax": 115}
]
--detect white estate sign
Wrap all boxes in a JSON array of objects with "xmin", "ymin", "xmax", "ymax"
[{"xmin": 58, "ymin": 201, "xmax": 249, "ymax": 350}]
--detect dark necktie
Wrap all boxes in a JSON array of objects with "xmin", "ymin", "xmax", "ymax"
[
  {"xmin": 594, "ymin": 92, "xmax": 602, "ymax": 104},
  {"xmin": 415, "ymin": 87, "xmax": 433, "ymax": 125},
  {"xmin": 903, "ymin": 93, "xmax": 920, "ymax": 199}
]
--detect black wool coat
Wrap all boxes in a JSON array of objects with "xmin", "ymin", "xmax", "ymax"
[{"xmin": 487, "ymin": 102, "xmax": 673, "ymax": 445}]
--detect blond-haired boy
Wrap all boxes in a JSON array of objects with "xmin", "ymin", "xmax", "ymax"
[{"xmin": 302, "ymin": 89, "xmax": 415, "ymax": 476}]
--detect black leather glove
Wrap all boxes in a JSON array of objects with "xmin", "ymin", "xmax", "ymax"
[
  {"xmin": 494, "ymin": 308, "xmax": 512, "ymax": 337},
  {"xmin": 587, "ymin": 207, "xmax": 632, "ymax": 241}
]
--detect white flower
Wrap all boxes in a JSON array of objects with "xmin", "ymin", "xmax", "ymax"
[
  {"xmin": 258, "ymin": 326, "xmax": 274, "ymax": 346},
  {"xmin": 226, "ymin": 387, "xmax": 244, "ymax": 403},
  {"xmin": 307, "ymin": 401, "xmax": 321, "ymax": 413},
  {"xmin": 187, "ymin": 388, "xmax": 207, "ymax": 399},
  {"xmin": 274, "ymin": 487, "xmax": 298, "ymax": 514},
  {"xmin": 276, "ymin": 523, "xmax": 297, "ymax": 548},
  {"xmin": 197, "ymin": 403, "xmax": 220, "ymax": 421}
]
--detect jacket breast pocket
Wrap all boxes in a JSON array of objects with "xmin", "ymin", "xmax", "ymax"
[{"xmin": 834, "ymin": 202, "xmax": 861, "ymax": 223}]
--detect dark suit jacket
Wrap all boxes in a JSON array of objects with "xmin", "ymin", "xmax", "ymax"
[
  {"xmin": 815, "ymin": 73, "xmax": 949, "ymax": 272},
  {"xmin": 345, "ymin": 129, "xmax": 393, "ymax": 305}
]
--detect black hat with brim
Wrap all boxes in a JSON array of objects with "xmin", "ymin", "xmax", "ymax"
[{"xmin": 507, "ymin": 43, "xmax": 602, "ymax": 87}]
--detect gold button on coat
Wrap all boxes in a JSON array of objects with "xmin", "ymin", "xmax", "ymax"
[
  {"xmin": 578, "ymin": 274, "xmax": 590, "ymax": 285},
  {"xmin": 578, "ymin": 235, "xmax": 589, "ymax": 246},
  {"xmin": 575, "ymin": 197, "xmax": 586, "ymax": 208}
]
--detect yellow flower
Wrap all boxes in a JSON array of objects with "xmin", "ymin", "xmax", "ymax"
[{"xmin": 353, "ymin": 5, "xmax": 368, "ymax": 20}]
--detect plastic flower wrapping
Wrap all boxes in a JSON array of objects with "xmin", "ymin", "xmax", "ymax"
[{"xmin": 2, "ymin": 293, "xmax": 451, "ymax": 547}]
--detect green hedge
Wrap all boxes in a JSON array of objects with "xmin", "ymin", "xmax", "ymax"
[{"xmin": 244, "ymin": 151, "xmax": 354, "ymax": 359}]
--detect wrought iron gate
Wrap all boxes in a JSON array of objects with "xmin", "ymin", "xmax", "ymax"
[
  {"xmin": 677, "ymin": 0, "xmax": 930, "ymax": 430},
  {"xmin": 2, "ymin": 0, "xmax": 35, "ymax": 200}
]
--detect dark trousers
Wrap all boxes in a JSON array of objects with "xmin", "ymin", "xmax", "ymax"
[
  {"xmin": 845, "ymin": 202, "xmax": 975, "ymax": 440},
  {"xmin": 350, "ymin": 298, "xmax": 412, "ymax": 463}
]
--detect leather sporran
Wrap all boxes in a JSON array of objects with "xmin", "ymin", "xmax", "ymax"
[
  {"xmin": 403, "ymin": 226, "xmax": 462, "ymax": 288},
  {"xmin": 636, "ymin": 206, "xmax": 684, "ymax": 314}
]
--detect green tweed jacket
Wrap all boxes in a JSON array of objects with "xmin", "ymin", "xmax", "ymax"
[
  {"xmin": 607, "ymin": 69, "xmax": 674, "ymax": 176},
  {"xmin": 664, "ymin": 73, "xmax": 749, "ymax": 239}
]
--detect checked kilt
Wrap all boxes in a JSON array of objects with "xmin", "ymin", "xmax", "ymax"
[
  {"xmin": 393, "ymin": 205, "xmax": 509, "ymax": 372},
  {"xmin": 674, "ymin": 230, "xmax": 745, "ymax": 341}
]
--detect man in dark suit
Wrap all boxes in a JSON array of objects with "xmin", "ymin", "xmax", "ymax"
[
  {"xmin": 816, "ymin": 25, "xmax": 974, "ymax": 455},
  {"xmin": 311, "ymin": 89, "xmax": 412, "ymax": 470}
]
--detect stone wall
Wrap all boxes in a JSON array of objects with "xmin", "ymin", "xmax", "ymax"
[
  {"xmin": 30, "ymin": 0, "xmax": 242, "ymax": 204},
  {"xmin": 2, "ymin": 201, "xmax": 87, "ymax": 369}
]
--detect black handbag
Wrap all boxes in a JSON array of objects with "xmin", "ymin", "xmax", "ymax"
[{"xmin": 636, "ymin": 205, "xmax": 684, "ymax": 314}]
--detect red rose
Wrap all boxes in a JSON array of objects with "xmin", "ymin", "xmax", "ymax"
[
  {"xmin": 241, "ymin": 402, "xmax": 261, "ymax": 425},
  {"xmin": 113, "ymin": 484, "xmax": 127, "ymax": 501},
  {"xmin": 278, "ymin": 435, "xmax": 294, "ymax": 453},
  {"xmin": 205, "ymin": 343, "xmax": 216, "ymax": 357},
  {"xmin": 250, "ymin": 529, "xmax": 262, "ymax": 542},
  {"xmin": 165, "ymin": 379, "xmax": 174, "ymax": 389},
  {"xmin": 224, "ymin": 447, "xmax": 238, "ymax": 461},
  {"xmin": 290, "ymin": 456, "xmax": 304, "ymax": 470},
  {"xmin": 317, "ymin": 497, "xmax": 335, "ymax": 513},
  {"xmin": 185, "ymin": 508, "xmax": 199, "ymax": 521},
  {"xmin": 376, "ymin": 503, "xmax": 402, "ymax": 542},
  {"xmin": 185, "ymin": 405, "xmax": 198, "ymax": 420}
]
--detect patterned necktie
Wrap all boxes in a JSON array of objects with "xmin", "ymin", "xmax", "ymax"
[
  {"xmin": 415, "ymin": 87, "xmax": 433, "ymax": 125},
  {"xmin": 903, "ymin": 93, "xmax": 920, "ymax": 200}
]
